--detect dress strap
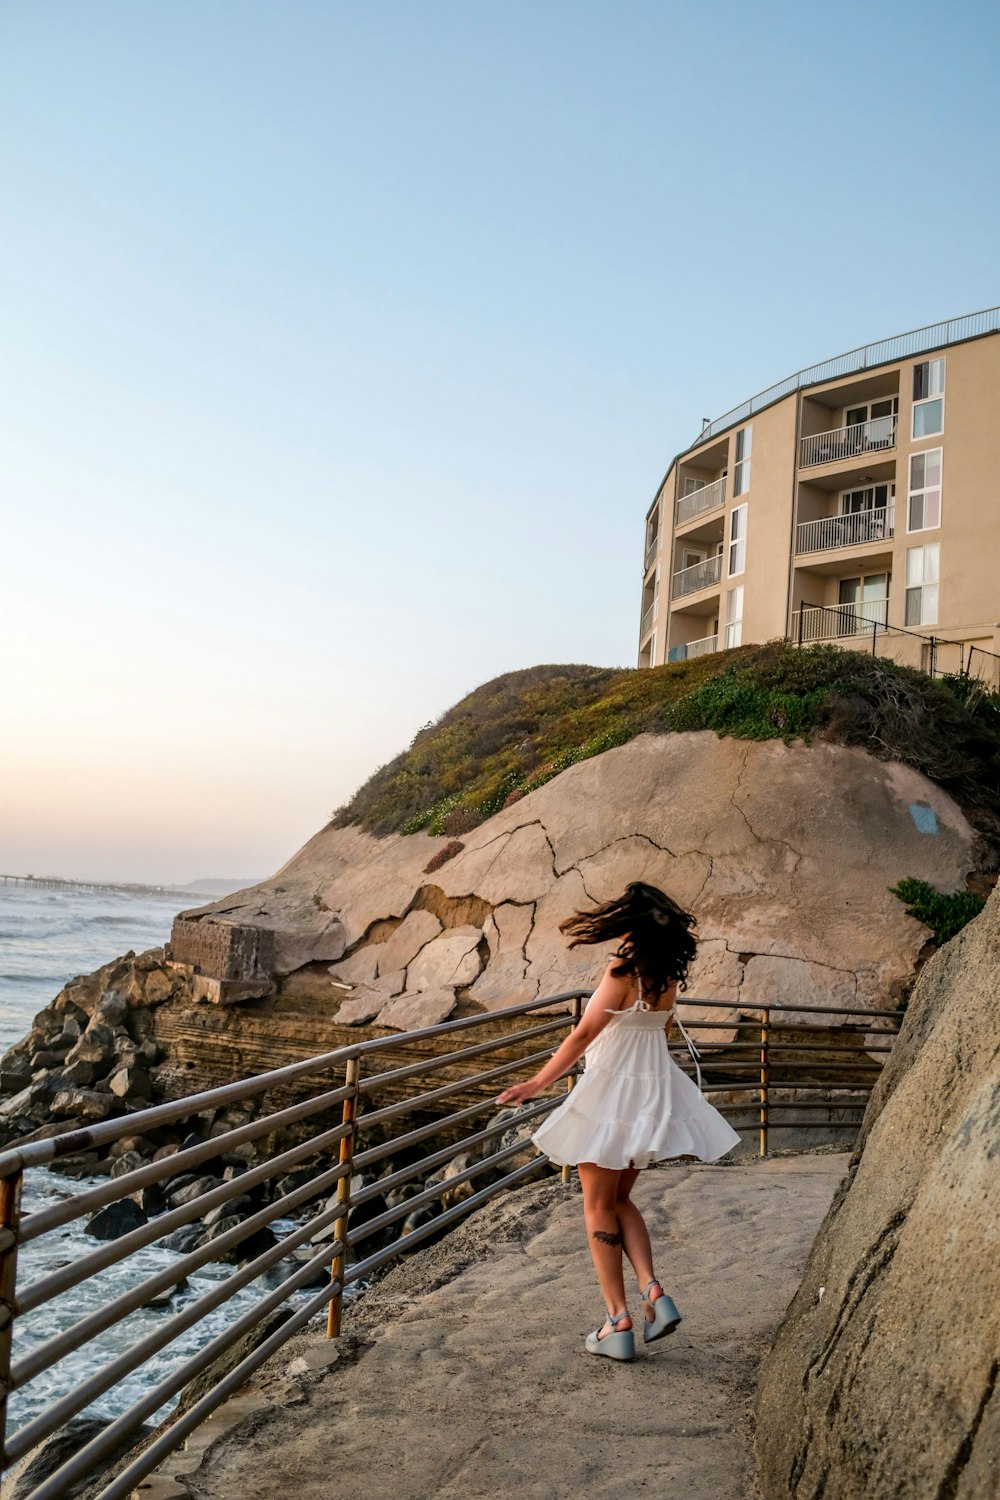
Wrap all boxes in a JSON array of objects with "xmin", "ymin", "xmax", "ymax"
[{"xmin": 635, "ymin": 975, "xmax": 651, "ymax": 1011}]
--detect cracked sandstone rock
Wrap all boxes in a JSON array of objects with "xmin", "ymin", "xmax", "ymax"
[
  {"xmin": 754, "ymin": 885, "xmax": 1000, "ymax": 1500},
  {"xmin": 180, "ymin": 732, "xmax": 977, "ymax": 1022}
]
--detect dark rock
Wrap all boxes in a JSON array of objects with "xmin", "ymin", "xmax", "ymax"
[
  {"xmin": 158, "ymin": 1224, "xmax": 201, "ymax": 1253},
  {"xmin": 0, "ymin": 1064, "xmax": 32, "ymax": 1095},
  {"xmin": 50, "ymin": 1088, "xmax": 116, "ymax": 1122},
  {"xmin": 201, "ymin": 1196, "xmax": 254, "ymax": 1227},
  {"xmin": 108, "ymin": 1064, "xmax": 150, "ymax": 1101},
  {"xmin": 180, "ymin": 1132, "xmax": 207, "ymax": 1152},
  {"xmin": 199, "ymin": 1220, "xmax": 278, "ymax": 1265},
  {"xmin": 109, "ymin": 1151, "xmax": 146, "ymax": 1180},
  {"xmin": 85, "ymin": 1199, "xmax": 148, "ymax": 1240},
  {"xmin": 95, "ymin": 990, "xmax": 129, "ymax": 1026},
  {"xmin": 108, "ymin": 1134, "xmax": 157, "ymax": 1160},
  {"xmin": 141, "ymin": 1277, "xmax": 188, "ymax": 1308},
  {"xmin": 222, "ymin": 1163, "xmax": 248, "ymax": 1182},
  {"xmin": 401, "ymin": 1203, "xmax": 443, "ymax": 1239},
  {"xmin": 135, "ymin": 1183, "xmax": 167, "ymax": 1217},
  {"xmin": 168, "ymin": 1175, "xmax": 220, "ymax": 1208},
  {"xmin": 47, "ymin": 1151, "xmax": 107, "ymax": 1180},
  {"xmin": 65, "ymin": 1030, "xmax": 114, "ymax": 1067},
  {"xmin": 30, "ymin": 1047, "xmax": 72, "ymax": 1070},
  {"xmin": 152, "ymin": 1143, "xmax": 181, "ymax": 1163},
  {"xmin": 4, "ymin": 1414, "xmax": 152, "ymax": 1500},
  {"xmin": 58, "ymin": 1059, "xmax": 98, "ymax": 1088}
]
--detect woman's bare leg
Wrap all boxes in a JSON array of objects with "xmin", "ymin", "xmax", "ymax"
[
  {"xmin": 615, "ymin": 1167, "xmax": 665, "ymax": 1311},
  {"xmin": 577, "ymin": 1162, "xmax": 632, "ymax": 1336}
]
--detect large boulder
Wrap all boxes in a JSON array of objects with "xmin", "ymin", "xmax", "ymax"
[
  {"xmin": 178, "ymin": 734, "xmax": 978, "ymax": 1020},
  {"xmin": 754, "ymin": 886, "xmax": 1000, "ymax": 1499}
]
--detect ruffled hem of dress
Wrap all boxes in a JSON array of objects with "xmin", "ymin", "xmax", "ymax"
[{"xmin": 531, "ymin": 1101, "xmax": 741, "ymax": 1170}]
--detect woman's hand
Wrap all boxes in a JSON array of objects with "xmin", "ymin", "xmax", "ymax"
[{"xmin": 495, "ymin": 1079, "xmax": 542, "ymax": 1105}]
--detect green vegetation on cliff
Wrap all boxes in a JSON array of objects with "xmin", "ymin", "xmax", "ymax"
[
  {"xmin": 889, "ymin": 877, "xmax": 986, "ymax": 946},
  {"xmin": 333, "ymin": 643, "xmax": 1000, "ymax": 843}
]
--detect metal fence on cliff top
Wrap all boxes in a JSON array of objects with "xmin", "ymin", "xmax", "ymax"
[{"xmin": 0, "ymin": 991, "xmax": 901, "ymax": 1499}]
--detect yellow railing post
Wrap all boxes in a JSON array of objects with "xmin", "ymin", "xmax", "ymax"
[
  {"xmin": 561, "ymin": 995, "xmax": 583, "ymax": 1186},
  {"xmin": 327, "ymin": 1056, "xmax": 360, "ymax": 1338},
  {"xmin": 0, "ymin": 1169, "xmax": 23, "ymax": 1477},
  {"xmin": 759, "ymin": 1008, "xmax": 770, "ymax": 1158}
]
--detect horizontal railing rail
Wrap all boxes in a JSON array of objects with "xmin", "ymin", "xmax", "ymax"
[
  {"xmin": 790, "ymin": 603, "xmax": 972, "ymax": 681},
  {"xmin": 689, "ymin": 304, "xmax": 1000, "ymax": 448},
  {"xmin": 799, "ymin": 416, "xmax": 896, "ymax": 469},
  {"xmin": 0, "ymin": 989, "xmax": 902, "ymax": 1499},
  {"xmin": 644, "ymin": 534, "xmax": 659, "ymax": 573},
  {"xmin": 671, "ymin": 552, "xmax": 722, "ymax": 599},
  {"xmin": 640, "ymin": 601, "xmax": 656, "ymax": 639},
  {"xmin": 676, "ymin": 475, "xmax": 726, "ymax": 526}
]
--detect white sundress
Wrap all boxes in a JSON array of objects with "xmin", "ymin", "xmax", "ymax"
[{"xmin": 531, "ymin": 980, "xmax": 741, "ymax": 1170}]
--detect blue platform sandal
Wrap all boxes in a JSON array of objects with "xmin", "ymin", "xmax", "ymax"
[
  {"xmin": 585, "ymin": 1310, "xmax": 635, "ymax": 1361},
  {"xmin": 641, "ymin": 1279, "xmax": 682, "ymax": 1344}
]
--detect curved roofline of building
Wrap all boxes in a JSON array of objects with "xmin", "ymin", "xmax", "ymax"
[{"xmin": 647, "ymin": 304, "xmax": 1000, "ymax": 518}]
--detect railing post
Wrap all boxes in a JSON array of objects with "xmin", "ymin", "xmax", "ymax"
[
  {"xmin": 0, "ymin": 1169, "xmax": 23, "ymax": 1475},
  {"xmin": 759, "ymin": 1009, "xmax": 770, "ymax": 1159},
  {"xmin": 327, "ymin": 1057, "xmax": 360, "ymax": 1339},
  {"xmin": 561, "ymin": 996, "xmax": 583, "ymax": 1186},
  {"xmin": 797, "ymin": 600, "xmax": 804, "ymax": 649}
]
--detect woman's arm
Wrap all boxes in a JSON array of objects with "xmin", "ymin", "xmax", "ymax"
[{"xmin": 495, "ymin": 962, "xmax": 631, "ymax": 1105}]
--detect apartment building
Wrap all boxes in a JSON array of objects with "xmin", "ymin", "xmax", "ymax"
[{"xmin": 639, "ymin": 308, "xmax": 1000, "ymax": 674}]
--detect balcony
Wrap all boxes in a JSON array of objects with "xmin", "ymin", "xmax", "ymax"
[
  {"xmin": 667, "ymin": 633, "xmax": 718, "ymax": 662},
  {"xmin": 643, "ymin": 534, "xmax": 659, "ymax": 573},
  {"xmin": 640, "ymin": 601, "xmax": 656, "ymax": 639},
  {"xmin": 793, "ymin": 599, "xmax": 890, "ymax": 643},
  {"xmin": 676, "ymin": 476, "xmax": 726, "ymax": 527},
  {"xmin": 672, "ymin": 553, "xmax": 722, "ymax": 600},
  {"xmin": 799, "ymin": 416, "xmax": 896, "ymax": 469},
  {"xmin": 796, "ymin": 506, "xmax": 894, "ymax": 555}
]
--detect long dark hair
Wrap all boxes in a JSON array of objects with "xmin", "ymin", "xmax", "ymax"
[{"xmin": 559, "ymin": 882, "xmax": 697, "ymax": 996}]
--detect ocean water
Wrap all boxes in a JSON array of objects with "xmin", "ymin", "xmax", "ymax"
[
  {"xmin": 0, "ymin": 884, "xmax": 331, "ymax": 1444},
  {"xmin": 0, "ymin": 883, "xmax": 185, "ymax": 1058}
]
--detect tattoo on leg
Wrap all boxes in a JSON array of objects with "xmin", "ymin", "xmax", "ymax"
[{"xmin": 592, "ymin": 1229, "xmax": 623, "ymax": 1247}]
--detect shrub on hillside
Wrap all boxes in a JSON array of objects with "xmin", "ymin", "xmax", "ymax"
[{"xmin": 889, "ymin": 877, "xmax": 986, "ymax": 946}]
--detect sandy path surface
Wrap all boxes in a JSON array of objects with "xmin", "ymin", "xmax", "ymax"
[{"xmin": 184, "ymin": 1154, "xmax": 848, "ymax": 1500}]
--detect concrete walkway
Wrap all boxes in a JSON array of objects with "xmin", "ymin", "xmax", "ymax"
[{"xmin": 153, "ymin": 1153, "xmax": 848, "ymax": 1500}]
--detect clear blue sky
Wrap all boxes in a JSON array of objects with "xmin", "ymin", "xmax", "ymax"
[{"xmin": 2, "ymin": 0, "xmax": 998, "ymax": 883}]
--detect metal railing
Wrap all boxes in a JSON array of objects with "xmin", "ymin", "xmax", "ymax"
[
  {"xmin": 799, "ymin": 416, "xmax": 896, "ymax": 469},
  {"xmin": 689, "ymin": 305, "xmax": 1000, "ymax": 448},
  {"xmin": 966, "ymin": 643, "xmax": 1000, "ymax": 691},
  {"xmin": 644, "ymin": 534, "xmax": 659, "ymax": 573},
  {"xmin": 672, "ymin": 553, "xmax": 722, "ymax": 599},
  {"xmin": 790, "ymin": 602, "xmax": 966, "ymax": 678},
  {"xmin": 796, "ymin": 506, "xmax": 894, "ymax": 555},
  {"xmin": 668, "ymin": 633, "xmax": 718, "ymax": 662},
  {"xmin": 640, "ymin": 601, "xmax": 656, "ymax": 640},
  {"xmin": 0, "ymin": 991, "xmax": 900, "ymax": 1498},
  {"xmin": 676, "ymin": 476, "xmax": 726, "ymax": 526}
]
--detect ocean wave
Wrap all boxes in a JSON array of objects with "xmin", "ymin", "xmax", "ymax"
[{"xmin": 86, "ymin": 915, "xmax": 151, "ymax": 926}]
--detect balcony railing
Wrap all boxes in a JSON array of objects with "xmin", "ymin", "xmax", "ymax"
[
  {"xmin": 672, "ymin": 553, "xmax": 722, "ymax": 599},
  {"xmin": 643, "ymin": 535, "xmax": 659, "ymax": 573},
  {"xmin": 796, "ymin": 506, "xmax": 894, "ymax": 555},
  {"xmin": 640, "ymin": 601, "xmax": 656, "ymax": 639},
  {"xmin": 676, "ymin": 476, "xmax": 726, "ymax": 526},
  {"xmin": 799, "ymin": 416, "xmax": 896, "ymax": 469},
  {"xmin": 667, "ymin": 633, "xmax": 718, "ymax": 662},
  {"xmin": 793, "ymin": 598, "xmax": 890, "ymax": 643}
]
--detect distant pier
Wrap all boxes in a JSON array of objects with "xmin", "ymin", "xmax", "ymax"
[{"xmin": 0, "ymin": 873, "xmax": 195, "ymax": 901}]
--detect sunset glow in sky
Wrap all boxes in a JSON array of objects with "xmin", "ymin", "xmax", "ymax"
[{"xmin": 3, "ymin": 1, "xmax": 999, "ymax": 882}]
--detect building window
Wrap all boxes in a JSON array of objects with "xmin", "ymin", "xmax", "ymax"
[
  {"xmin": 724, "ymin": 585, "xmax": 743, "ymax": 648},
  {"xmin": 908, "ymin": 449, "xmax": 942, "ymax": 532},
  {"xmin": 728, "ymin": 503, "xmax": 747, "ymax": 577},
  {"xmin": 905, "ymin": 543, "xmax": 939, "ymax": 626},
  {"xmin": 733, "ymin": 426, "xmax": 752, "ymax": 496},
  {"xmin": 912, "ymin": 359, "xmax": 945, "ymax": 439}
]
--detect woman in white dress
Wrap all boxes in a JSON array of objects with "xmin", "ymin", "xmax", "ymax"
[{"xmin": 496, "ymin": 882, "xmax": 740, "ymax": 1362}]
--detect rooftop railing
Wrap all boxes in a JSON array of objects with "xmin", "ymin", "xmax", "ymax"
[
  {"xmin": 689, "ymin": 305, "xmax": 1000, "ymax": 449},
  {"xmin": 0, "ymin": 991, "xmax": 902, "ymax": 1499}
]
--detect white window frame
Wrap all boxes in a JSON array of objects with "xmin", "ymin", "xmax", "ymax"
[
  {"xmin": 733, "ymin": 426, "xmax": 752, "ymax": 497},
  {"xmin": 905, "ymin": 543, "xmax": 940, "ymax": 626},
  {"xmin": 912, "ymin": 358, "xmax": 945, "ymax": 440},
  {"xmin": 907, "ymin": 447, "xmax": 943, "ymax": 534},
  {"xmin": 724, "ymin": 585, "xmax": 743, "ymax": 648},
  {"xmin": 728, "ymin": 503, "xmax": 747, "ymax": 577}
]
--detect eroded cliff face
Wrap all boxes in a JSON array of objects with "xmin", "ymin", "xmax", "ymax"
[
  {"xmin": 754, "ymin": 887, "xmax": 1000, "ymax": 1500},
  {"xmin": 173, "ymin": 732, "xmax": 977, "ymax": 1033}
]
